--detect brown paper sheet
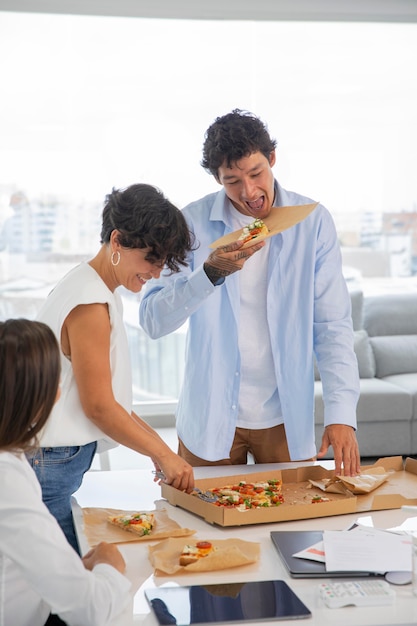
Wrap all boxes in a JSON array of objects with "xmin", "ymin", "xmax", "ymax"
[
  {"xmin": 81, "ymin": 507, "xmax": 195, "ymax": 546},
  {"xmin": 209, "ymin": 202, "xmax": 318, "ymax": 249},
  {"xmin": 148, "ymin": 537, "xmax": 260, "ymax": 576},
  {"xmin": 309, "ymin": 468, "xmax": 391, "ymax": 495}
]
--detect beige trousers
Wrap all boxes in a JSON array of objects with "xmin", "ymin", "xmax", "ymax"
[{"xmin": 178, "ymin": 423, "xmax": 294, "ymax": 467}]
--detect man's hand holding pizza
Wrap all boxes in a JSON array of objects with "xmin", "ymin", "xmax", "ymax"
[{"xmin": 204, "ymin": 239, "xmax": 265, "ymax": 285}]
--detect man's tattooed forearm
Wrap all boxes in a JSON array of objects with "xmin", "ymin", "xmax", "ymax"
[{"xmin": 204, "ymin": 259, "xmax": 241, "ymax": 284}]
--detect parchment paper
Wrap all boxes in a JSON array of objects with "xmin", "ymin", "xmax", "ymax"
[
  {"xmin": 209, "ymin": 202, "xmax": 318, "ymax": 249},
  {"xmin": 81, "ymin": 507, "xmax": 195, "ymax": 546},
  {"xmin": 148, "ymin": 537, "xmax": 260, "ymax": 576},
  {"xmin": 309, "ymin": 467, "xmax": 391, "ymax": 495}
]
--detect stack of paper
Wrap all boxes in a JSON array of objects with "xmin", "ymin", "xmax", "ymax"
[{"xmin": 293, "ymin": 523, "xmax": 412, "ymax": 573}]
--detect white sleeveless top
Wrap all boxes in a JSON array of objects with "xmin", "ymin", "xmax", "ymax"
[{"xmin": 36, "ymin": 262, "xmax": 132, "ymax": 449}]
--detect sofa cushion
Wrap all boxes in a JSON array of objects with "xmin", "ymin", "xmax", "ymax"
[
  {"xmin": 315, "ymin": 420, "xmax": 413, "ymax": 457},
  {"xmin": 364, "ymin": 293, "xmax": 417, "ymax": 337},
  {"xmin": 314, "ymin": 377, "xmax": 413, "ymax": 425},
  {"xmin": 350, "ymin": 289, "xmax": 363, "ymax": 331},
  {"xmin": 314, "ymin": 329, "xmax": 375, "ymax": 380},
  {"xmin": 370, "ymin": 335, "xmax": 417, "ymax": 378},
  {"xmin": 354, "ymin": 330, "xmax": 376, "ymax": 378},
  {"xmin": 383, "ymin": 373, "xmax": 417, "ymax": 416}
]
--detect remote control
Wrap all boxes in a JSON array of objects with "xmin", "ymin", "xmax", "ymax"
[{"xmin": 319, "ymin": 580, "xmax": 396, "ymax": 608}]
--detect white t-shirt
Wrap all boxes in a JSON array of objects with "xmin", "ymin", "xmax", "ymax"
[
  {"xmin": 0, "ymin": 451, "xmax": 131, "ymax": 626},
  {"xmin": 229, "ymin": 209, "xmax": 283, "ymax": 429},
  {"xmin": 36, "ymin": 262, "xmax": 132, "ymax": 450}
]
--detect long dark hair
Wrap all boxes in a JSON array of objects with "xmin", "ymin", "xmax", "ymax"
[{"xmin": 0, "ymin": 319, "xmax": 61, "ymax": 452}]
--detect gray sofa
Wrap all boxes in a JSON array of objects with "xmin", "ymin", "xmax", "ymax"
[{"xmin": 314, "ymin": 290, "xmax": 417, "ymax": 458}]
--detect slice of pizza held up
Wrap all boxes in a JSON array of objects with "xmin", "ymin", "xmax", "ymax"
[
  {"xmin": 108, "ymin": 512, "xmax": 155, "ymax": 536},
  {"xmin": 237, "ymin": 218, "xmax": 269, "ymax": 244},
  {"xmin": 179, "ymin": 540, "xmax": 217, "ymax": 566}
]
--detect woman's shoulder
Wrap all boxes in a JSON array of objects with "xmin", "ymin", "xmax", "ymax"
[
  {"xmin": 37, "ymin": 263, "xmax": 117, "ymax": 331},
  {"xmin": 48, "ymin": 263, "xmax": 112, "ymax": 304}
]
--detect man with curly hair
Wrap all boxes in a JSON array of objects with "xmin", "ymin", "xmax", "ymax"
[{"xmin": 140, "ymin": 110, "xmax": 360, "ymax": 476}]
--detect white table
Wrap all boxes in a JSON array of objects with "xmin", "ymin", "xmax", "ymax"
[{"xmin": 72, "ymin": 462, "xmax": 417, "ymax": 626}]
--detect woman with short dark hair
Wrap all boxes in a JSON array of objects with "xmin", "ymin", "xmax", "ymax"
[{"xmin": 29, "ymin": 183, "xmax": 195, "ymax": 552}]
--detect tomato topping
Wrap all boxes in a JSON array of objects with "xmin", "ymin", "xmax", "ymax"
[{"xmin": 196, "ymin": 541, "xmax": 212, "ymax": 549}]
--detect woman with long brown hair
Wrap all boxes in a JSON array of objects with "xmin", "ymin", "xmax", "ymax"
[{"xmin": 0, "ymin": 319, "xmax": 130, "ymax": 626}]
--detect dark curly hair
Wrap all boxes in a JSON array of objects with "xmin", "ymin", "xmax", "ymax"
[
  {"xmin": 100, "ymin": 183, "xmax": 195, "ymax": 272},
  {"xmin": 0, "ymin": 319, "xmax": 61, "ymax": 452},
  {"xmin": 201, "ymin": 109, "xmax": 277, "ymax": 179}
]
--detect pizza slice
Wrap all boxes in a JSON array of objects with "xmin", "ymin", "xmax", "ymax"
[
  {"xmin": 238, "ymin": 218, "xmax": 269, "ymax": 244},
  {"xmin": 179, "ymin": 540, "xmax": 217, "ymax": 566},
  {"xmin": 108, "ymin": 511, "xmax": 155, "ymax": 536}
]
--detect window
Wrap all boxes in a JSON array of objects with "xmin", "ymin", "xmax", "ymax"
[{"xmin": 1, "ymin": 11, "xmax": 416, "ymax": 410}]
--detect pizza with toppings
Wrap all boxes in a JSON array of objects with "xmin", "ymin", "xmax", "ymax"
[
  {"xmin": 179, "ymin": 540, "xmax": 217, "ymax": 566},
  {"xmin": 237, "ymin": 218, "xmax": 269, "ymax": 244},
  {"xmin": 108, "ymin": 511, "xmax": 155, "ymax": 536},
  {"xmin": 204, "ymin": 479, "xmax": 284, "ymax": 510}
]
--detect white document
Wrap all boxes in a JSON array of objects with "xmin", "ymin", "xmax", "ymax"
[
  {"xmin": 293, "ymin": 540, "xmax": 326, "ymax": 563},
  {"xmin": 292, "ymin": 518, "xmax": 375, "ymax": 564},
  {"xmin": 323, "ymin": 527, "xmax": 412, "ymax": 573}
]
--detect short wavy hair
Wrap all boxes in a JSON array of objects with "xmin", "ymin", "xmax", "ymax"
[
  {"xmin": 201, "ymin": 109, "xmax": 277, "ymax": 179},
  {"xmin": 100, "ymin": 183, "xmax": 195, "ymax": 272}
]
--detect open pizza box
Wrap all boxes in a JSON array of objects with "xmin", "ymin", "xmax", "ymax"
[
  {"xmin": 209, "ymin": 202, "xmax": 318, "ymax": 249},
  {"xmin": 161, "ymin": 456, "xmax": 417, "ymax": 527}
]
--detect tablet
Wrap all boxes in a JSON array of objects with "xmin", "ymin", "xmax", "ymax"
[{"xmin": 145, "ymin": 579, "xmax": 311, "ymax": 625}]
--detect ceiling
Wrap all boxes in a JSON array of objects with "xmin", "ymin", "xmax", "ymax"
[{"xmin": 0, "ymin": 0, "xmax": 416, "ymax": 22}]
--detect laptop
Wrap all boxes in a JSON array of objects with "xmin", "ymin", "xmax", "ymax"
[{"xmin": 270, "ymin": 530, "xmax": 382, "ymax": 579}]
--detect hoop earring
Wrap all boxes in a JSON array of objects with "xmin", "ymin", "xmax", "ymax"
[{"xmin": 111, "ymin": 251, "xmax": 121, "ymax": 266}]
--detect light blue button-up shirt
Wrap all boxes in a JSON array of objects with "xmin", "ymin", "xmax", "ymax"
[{"xmin": 139, "ymin": 182, "xmax": 359, "ymax": 461}]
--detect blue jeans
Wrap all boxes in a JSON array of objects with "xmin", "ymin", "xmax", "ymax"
[{"xmin": 28, "ymin": 442, "xmax": 97, "ymax": 554}]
